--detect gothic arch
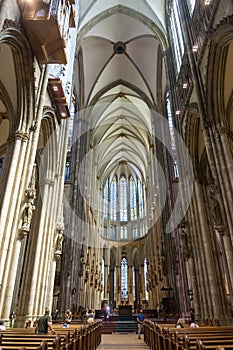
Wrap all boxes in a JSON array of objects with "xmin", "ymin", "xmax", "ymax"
[
  {"xmin": 182, "ymin": 106, "xmax": 202, "ymax": 176},
  {"xmin": 38, "ymin": 109, "xmax": 60, "ymax": 182},
  {"xmin": 0, "ymin": 28, "xmax": 35, "ymax": 130},
  {"xmin": 206, "ymin": 19, "xmax": 233, "ymax": 127}
]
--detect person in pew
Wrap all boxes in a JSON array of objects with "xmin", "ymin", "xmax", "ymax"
[
  {"xmin": 189, "ymin": 320, "xmax": 199, "ymax": 328},
  {"xmin": 35, "ymin": 308, "xmax": 56, "ymax": 335},
  {"xmin": 0, "ymin": 319, "xmax": 6, "ymax": 330},
  {"xmin": 175, "ymin": 317, "xmax": 185, "ymax": 328},
  {"xmin": 65, "ymin": 308, "xmax": 72, "ymax": 325},
  {"xmin": 86, "ymin": 309, "xmax": 95, "ymax": 325}
]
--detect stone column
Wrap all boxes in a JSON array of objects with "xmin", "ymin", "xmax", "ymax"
[
  {"xmin": 104, "ymin": 264, "xmax": 108, "ymax": 299},
  {"xmin": 0, "ymin": 131, "xmax": 29, "ymax": 317},
  {"xmin": 217, "ymin": 227, "xmax": 233, "ymax": 305},
  {"xmin": 16, "ymin": 180, "xmax": 53, "ymax": 325},
  {"xmin": 195, "ymin": 180, "xmax": 230, "ymax": 322},
  {"xmin": 128, "ymin": 265, "xmax": 133, "ymax": 305},
  {"xmin": 192, "ymin": 181, "xmax": 211, "ymax": 318},
  {"xmin": 116, "ymin": 266, "xmax": 121, "ymax": 306},
  {"xmin": 140, "ymin": 264, "xmax": 145, "ymax": 303},
  {"xmin": 211, "ymin": 128, "xmax": 233, "ymax": 235}
]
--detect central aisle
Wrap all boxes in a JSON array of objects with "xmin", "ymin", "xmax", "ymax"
[{"xmin": 97, "ymin": 333, "xmax": 150, "ymax": 349}]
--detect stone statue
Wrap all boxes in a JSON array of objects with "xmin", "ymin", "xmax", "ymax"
[
  {"xmin": 207, "ymin": 184, "xmax": 223, "ymax": 227},
  {"xmin": 21, "ymin": 164, "xmax": 36, "ymax": 232},
  {"xmin": 181, "ymin": 226, "xmax": 191, "ymax": 259},
  {"xmin": 54, "ymin": 226, "xmax": 64, "ymax": 261},
  {"xmin": 22, "ymin": 200, "xmax": 35, "ymax": 229},
  {"xmin": 55, "ymin": 229, "xmax": 64, "ymax": 253}
]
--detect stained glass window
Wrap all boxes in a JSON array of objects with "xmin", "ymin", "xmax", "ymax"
[
  {"xmin": 170, "ymin": 0, "xmax": 184, "ymax": 74},
  {"xmin": 104, "ymin": 180, "xmax": 109, "ymax": 218},
  {"xmin": 120, "ymin": 225, "xmax": 127, "ymax": 240},
  {"xmin": 119, "ymin": 175, "xmax": 127, "ymax": 221},
  {"xmin": 121, "ymin": 258, "xmax": 128, "ymax": 299},
  {"xmin": 144, "ymin": 258, "xmax": 149, "ymax": 300},
  {"xmin": 188, "ymin": 0, "xmax": 196, "ymax": 14},
  {"xmin": 130, "ymin": 176, "xmax": 137, "ymax": 220},
  {"xmin": 138, "ymin": 179, "xmax": 144, "ymax": 218},
  {"xmin": 110, "ymin": 224, "xmax": 116, "ymax": 239},
  {"xmin": 132, "ymin": 225, "xmax": 138, "ymax": 239},
  {"xmin": 110, "ymin": 176, "xmax": 117, "ymax": 221},
  {"xmin": 166, "ymin": 93, "xmax": 179, "ymax": 179},
  {"xmin": 103, "ymin": 173, "xmax": 146, "ymax": 240}
]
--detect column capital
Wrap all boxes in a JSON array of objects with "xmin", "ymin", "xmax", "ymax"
[
  {"xmin": 18, "ymin": 227, "xmax": 29, "ymax": 240},
  {"xmin": 213, "ymin": 125, "xmax": 233, "ymax": 140},
  {"xmin": 214, "ymin": 224, "xmax": 226, "ymax": 236},
  {"xmin": 7, "ymin": 131, "xmax": 29, "ymax": 145}
]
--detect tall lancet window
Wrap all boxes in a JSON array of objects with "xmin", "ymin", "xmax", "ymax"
[
  {"xmin": 130, "ymin": 176, "xmax": 137, "ymax": 220},
  {"xmin": 121, "ymin": 258, "xmax": 128, "ymax": 299},
  {"xmin": 138, "ymin": 179, "xmax": 144, "ymax": 218},
  {"xmin": 119, "ymin": 175, "xmax": 127, "ymax": 221},
  {"xmin": 188, "ymin": 0, "xmax": 196, "ymax": 14},
  {"xmin": 166, "ymin": 93, "xmax": 179, "ymax": 179},
  {"xmin": 170, "ymin": 0, "xmax": 184, "ymax": 74},
  {"xmin": 110, "ymin": 176, "xmax": 117, "ymax": 221},
  {"xmin": 102, "ymin": 173, "xmax": 147, "ymax": 240},
  {"xmin": 101, "ymin": 258, "xmax": 105, "ymax": 299},
  {"xmin": 104, "ymin": 180, "xmax": 109, "ymax": 219},
  {"xmin": 144, "ymin": 258, "xmax": 149, "ymax": 300}
]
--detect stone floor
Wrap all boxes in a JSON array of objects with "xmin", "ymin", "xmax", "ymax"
[{"xmin": 97, "ymin": 333, "xmax": 150, "ymax": 349}]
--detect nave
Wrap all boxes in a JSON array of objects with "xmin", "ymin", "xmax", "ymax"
[
  {"xmin": 97, "ymin": 334, "xmax": 149, "ymax": 350},
  {"xmin": 0, "ymin": 0, "xmax": 233, "ymax": 329}
]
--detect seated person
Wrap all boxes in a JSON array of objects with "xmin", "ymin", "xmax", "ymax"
[
  {"xmin": 189, "ymin": 320, "xmax": 199, "ymax": 328},
  {"xmin": 176, "ymin": 317, "xmax": 185, "ymax": 328},
  {"xmin": 86, "ymin": 309, "xmax": 95, "ymax": 325},
  {"xmin": 64, "ymin": 309, "xmax": 72, "ymax": 324},
  {"xmin": 0, "ymin": 320, "xmax": 6, "ymax": 330}
]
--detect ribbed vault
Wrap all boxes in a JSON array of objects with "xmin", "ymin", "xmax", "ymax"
[{"xmin": 75, "ymin": 1, "xmax": 168, "ymax": 204}]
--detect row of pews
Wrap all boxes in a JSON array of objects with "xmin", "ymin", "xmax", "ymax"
[
  {"xmin": 144, "ymin": 320, "xmax": 233, "ymax": 350},
  {"xmin": 0, "ymin": 321, "xmax": 101, "ymax": 350}
]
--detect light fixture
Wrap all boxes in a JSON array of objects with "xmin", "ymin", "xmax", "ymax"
[
  {"xmin": 205, "ymin": 0, "xmax": 211, "ymax": 4},
  {"xmin": 182, "ymin": 82, "xmax": 188, "ymax": 89},
  {"xmin": 192, "ymin": 44, "xmax": 198, "ymax": 52},
  {"xmin": 175, "ymin": 110, "xmax": 181, "ymax": 115}
]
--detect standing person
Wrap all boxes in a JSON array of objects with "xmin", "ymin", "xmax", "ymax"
[
  {"xmin": 35, "ymin": 309, "xmax": 56, "ymax": 335},
  {"xmin": 190, "ymin": 308, "xmax": 195, "ymax": 322},
  {"xmin": 9, "ymin": 311, "xmax": 16, "ymax": 328},
  {"xmin": 136, "ymin": 309, "xmax": 145, "ymax": 340}
]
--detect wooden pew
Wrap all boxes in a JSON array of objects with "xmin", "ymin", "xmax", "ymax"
[
  {"xmin": 168, "ymin": 326, "xmax": 233, "ymax": 350},
  {"xmin": 1, "ymin": 340, "xmax": 48, "ymax": 350},
  {"xmin": 183, "ymin": 334, "xmax": 233, "ymax": 350},
  {"xmin": 0, "ymin": 320, "xmax": 101, "ymax": 350},
  {"xmin": 144, "ymin": 323, "xmax": 233, "ymax": 350},
  {"xmin": 196, "ymin": 339, "xmax": 233, "ymax": 350}
]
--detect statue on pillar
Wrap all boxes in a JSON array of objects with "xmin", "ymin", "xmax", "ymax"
[
  {"xmin": 54, "ymin": 225, "xmax": 64, "ymax": 261},
  {"xmin": 19, "ymin": 164, "xmax": 36, "ymax": 238},
  {"xmin": 207, "ymin": 184, "xmax": 224, "ymax": 229},
  {"xmin": 180, "ymin": 223, "xmax": 191, "ymax": 259}
]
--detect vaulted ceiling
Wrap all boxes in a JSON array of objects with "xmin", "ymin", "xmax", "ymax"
[{"xmin": 75, "ymin": 1, "xmax": 168, "ymax": 187}]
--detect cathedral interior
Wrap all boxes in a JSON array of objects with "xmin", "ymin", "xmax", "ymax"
[{"xmin": 0, "ymin": 0, "xmax": 233, "ymax": 328}]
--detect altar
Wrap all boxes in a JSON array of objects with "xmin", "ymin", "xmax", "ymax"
[{"xmin": 118, "ymin": 305, "xmax": 132, "ymax": 316}]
